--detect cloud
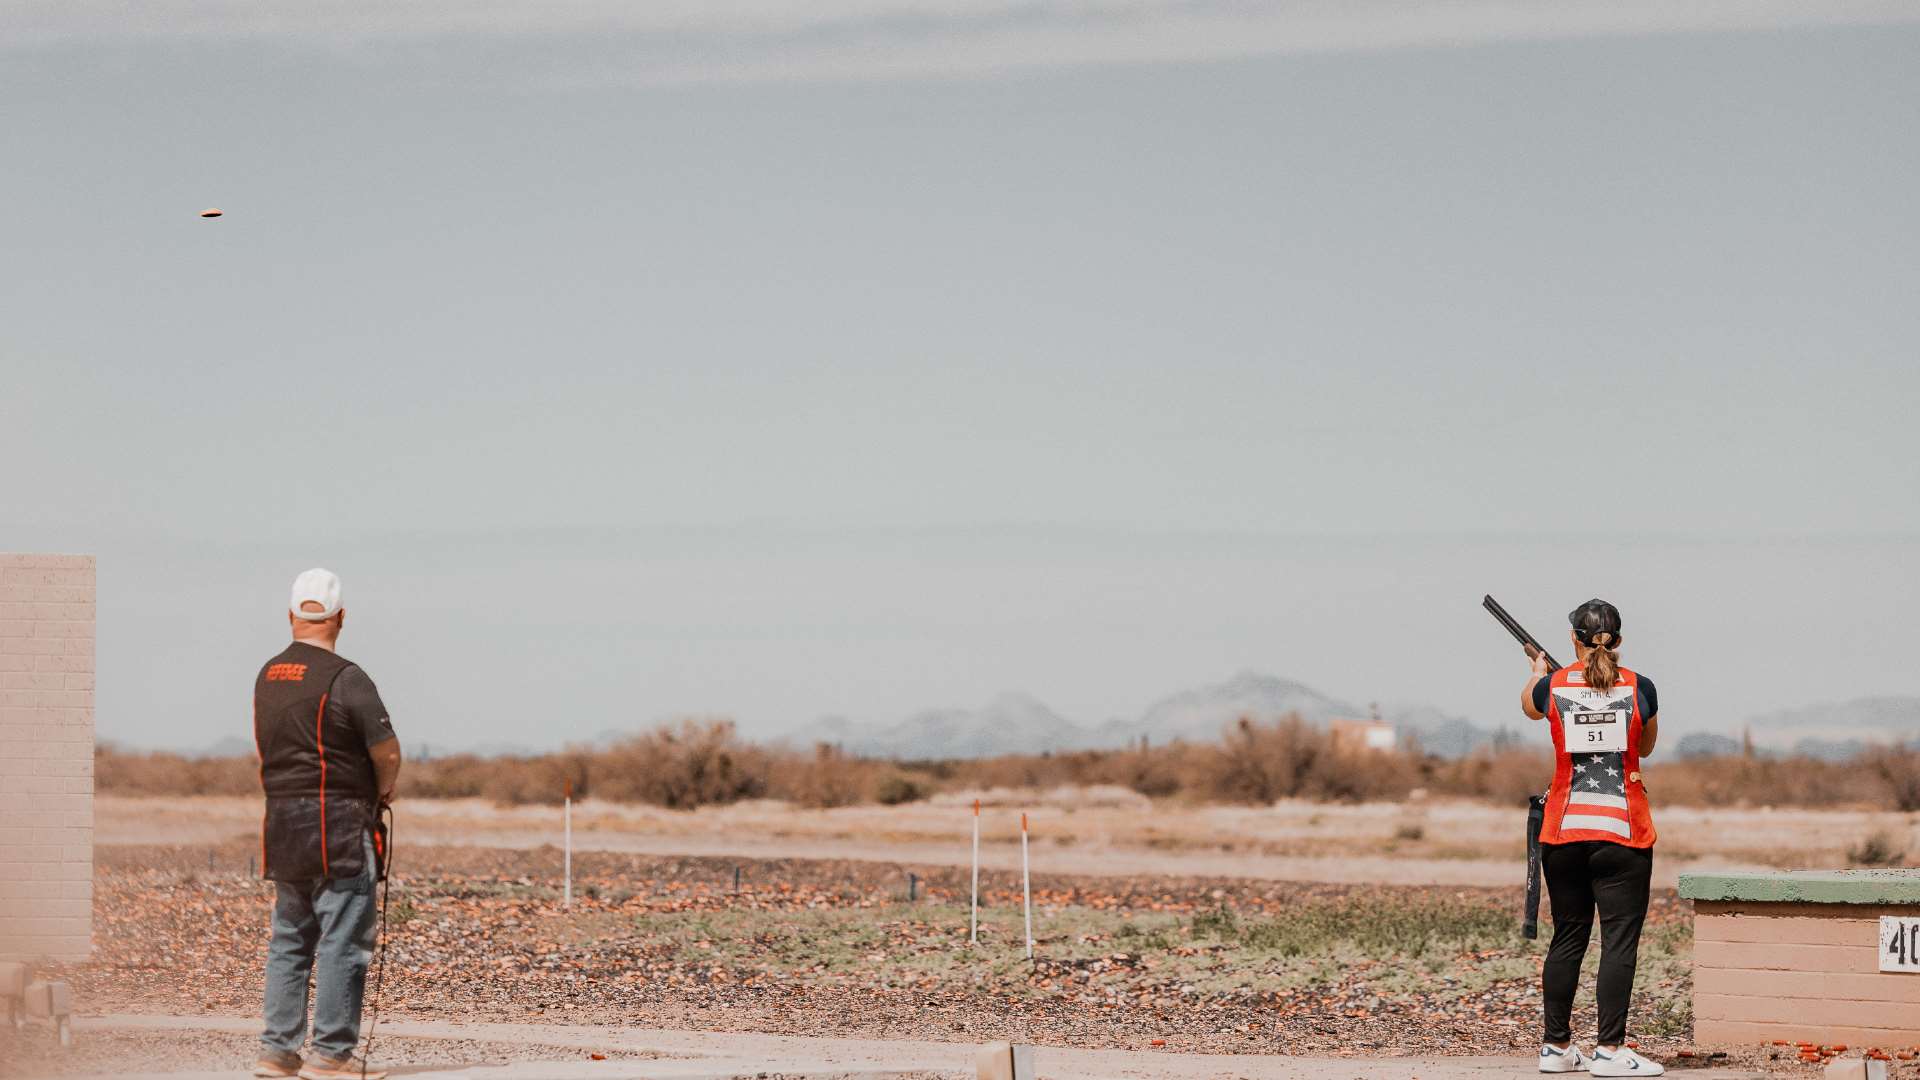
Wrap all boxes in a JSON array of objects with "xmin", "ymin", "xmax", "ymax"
[{"xmin": 8, "ymin": 0, "xmax": 1920, "ymax": 83}]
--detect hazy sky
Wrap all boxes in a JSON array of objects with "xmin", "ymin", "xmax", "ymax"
[{"xmin": 5, "ymin": 3, "xmax": 1917, "ymax": 751}]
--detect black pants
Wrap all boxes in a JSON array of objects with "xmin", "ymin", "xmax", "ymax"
[{"xmin": 1542, "ymin": 840, "xmax": 1653, "ymax": 1046}]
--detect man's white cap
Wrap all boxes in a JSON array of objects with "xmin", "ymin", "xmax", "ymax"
[{"xmin": 290, "ymin": 568, "xmax": 343, "ymax": 622}]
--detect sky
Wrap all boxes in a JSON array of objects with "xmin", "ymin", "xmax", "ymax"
[{"xmin": 4, "ymin": 2, "xmax": 1918, "ymax": 752}]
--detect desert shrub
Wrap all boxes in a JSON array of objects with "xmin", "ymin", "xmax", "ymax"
[
  {"xmin": 1185, "ymin": 715, "xmax": 1410, "ymax": 804},
  {"xmin": 1869, "ymin": 748, "xmax": 1920, "ymax": 812},
  {"xmin": 1644, "ymin": 754, "xmax": 1861, "ymax": 808},
  {"xmin": 94, "ymin": 716, "xmax": 1920, "ymax": 813},
  {"xmin": 398, "ymin": 753, "xmax": 492, "ymax": 799},
  {"xmin": 402, "ymin": 750, "xmax": 589, "ymax": 805},
  {"xmin": 769, "ymin": 743, "xmax": 876, "ymax": 809},
  {"xmin": 591, "ymin": 718, "xmax": 769, "ymax": 809},
  {"xmin": 1196, "ymin": 716, "xmax": 1328, "ymax": 804},
  {"xmin": 1424, "ymin": 748, "xmax": 1551, "ymax": 804},
  {"xmin": 1103, "ymin": 743, "xmax": 1188, "ymax": 798},
  {"xmin": 873, "ymin": 771, "xmax": 931, "ymax": 805},
  {"xmin": 95, "ymin": 743, "xmax": 257, "ymax": 796},
  {"xmin": 1845, "ymin": 829, "xmax": 1907, "ymax": 867},
  {"xmin": 946, "ymin": 751, "xmax": 1090, "ymax": 791}
]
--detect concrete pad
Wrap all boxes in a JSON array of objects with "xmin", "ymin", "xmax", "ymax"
[{"xmin": 64, "ymin": 1014, "xmax": 1774, "ymax": 1080}]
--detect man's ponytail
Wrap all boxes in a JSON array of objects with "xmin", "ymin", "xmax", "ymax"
[{"xmin": 1568, "ymin": 599, "xmax": 1624, "ymax": 693}]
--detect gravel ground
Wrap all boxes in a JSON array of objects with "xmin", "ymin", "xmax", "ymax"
[{"xmin": 18, "ymin": 845, "xmax": 1917, "ymax": 1079}]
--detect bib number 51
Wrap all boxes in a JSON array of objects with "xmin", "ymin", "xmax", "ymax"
[{"xmin": 1565, "ymin": 709, "xmax": 1627, "ymax": 753}]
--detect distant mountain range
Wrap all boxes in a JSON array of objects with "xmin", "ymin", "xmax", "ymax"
[
  {"xmin": 178, "ymin": 674, "xmax": 1920, "ymax": 762},
  {"xmin": 777, "ymin": 673, "xmax": 1920, "ymax": 762},
  {"xmin": 777, "ymin": 670, "xmax": 1525, "ymax": 759},
  {"xmin": 1743, "ymin": 697, "xmax": 1920, "ymax": 761},
  {"xmin": 779, "ymin": 673, "xmax": 1376, "ymax": 759},
  {"xmin": 798, "ymin": 693, "xmax": 1080, "ymax": 760}
]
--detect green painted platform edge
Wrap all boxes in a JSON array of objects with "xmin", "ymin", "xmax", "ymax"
[{"xmin": 1679, "ymin": 868, "xmax": 1920, "ymax": 904}]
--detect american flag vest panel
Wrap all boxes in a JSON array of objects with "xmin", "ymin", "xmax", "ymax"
[{"xmin": 1541, "ymin": 663, "xmax": 1657, "ymax": 848}]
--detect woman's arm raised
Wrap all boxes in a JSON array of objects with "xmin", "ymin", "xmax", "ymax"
[{"xmin": 1520, "ymin": 650, "xmax": 1552, "ymax": 720}]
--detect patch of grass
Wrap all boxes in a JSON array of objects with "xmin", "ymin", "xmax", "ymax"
[
  {"xmin": 495, "ymin": 891, "xmax": 1686, "ymax": 1024},
  {"xmin": 1635, "ymin": 988, "xmax": 1692, "ymax": 1037},
  {"xmin": 387, "ymin": 894, "xmax": 419, "ymax": 925},
  {"xmin": 1191, "ymin": 897, "xmax": 1512, "ymax": 960},
  {"xmin": 1113, "ymin": 921, "xmax": 1173, "ymax": 950}
]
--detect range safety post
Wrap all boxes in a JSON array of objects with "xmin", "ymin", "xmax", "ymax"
[
  {"xmin": 970, "ymin": 798, "xmax": 981, "ymax": 945},
  {"xmin": 1021, "ymin": 812, "xmax": 1033, "ymax": 959}
]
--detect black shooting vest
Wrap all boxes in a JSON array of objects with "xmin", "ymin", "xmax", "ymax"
[{"xmin": 254, "ymin": 642, "xmax": 380, "ymax": 881}]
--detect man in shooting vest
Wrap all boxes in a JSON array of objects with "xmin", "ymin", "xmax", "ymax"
[{"xmin": 253, "ymin": 569, "xmax": 401, "ymax": 1080}]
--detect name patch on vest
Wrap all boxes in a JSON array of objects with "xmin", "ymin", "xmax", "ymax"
[{"xmin": 265, "ymin": 663, "xmax": 308, "ymax": 682}]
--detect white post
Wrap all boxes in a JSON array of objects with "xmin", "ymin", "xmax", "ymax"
[
  {"xmin": 563, "ymin": 780, "xmax": 573, "ymax": 909},
  {"xmin": 1021, "ymin": 812, "xmax": 1033, "ymax": 959},
  {"xmin": 969, "ymin": 798, "xmax": 980, "ymax": 945}
]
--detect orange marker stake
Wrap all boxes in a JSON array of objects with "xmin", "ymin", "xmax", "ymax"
[
  {"xmin": 563, "ymin": 778, "xmax": 573, "ymax": 909},
  {"xmin": 1021, "ymin": 812, "xmax": 1034, "ymax": 959},
  {"xmin": 969, "ymin": 798, "xmax": 981, "ymax": 945}
]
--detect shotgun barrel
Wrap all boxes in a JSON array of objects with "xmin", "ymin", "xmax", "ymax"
[{"xmin": 1482, "ymin": 594, "xmax": 1561, "ymax": 673}]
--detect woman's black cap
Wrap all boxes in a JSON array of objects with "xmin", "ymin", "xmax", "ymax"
[{"xmin": 1568, "ymin": 598, "xmax": 1622, "ymax": 646}]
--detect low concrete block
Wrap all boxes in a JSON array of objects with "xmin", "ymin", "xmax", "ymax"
[
  {"xmin": 1823, "ymin": 1059, "xmax": 1890, "ymax": 1080},
  {"xmin": 1683, "ymin": 870, "xmax": 1920, "ymax": 1045},
  {"xmin": 24, "ymin": 979, "xmax": 71, "ymax": 1019},
  {"xmin": 0, "ymin": 960, "xmax": 26, "ymax": 998},
  {"xmin": 974, "ymin": 1042, "xmax": 1034, "ymax": 1080}
]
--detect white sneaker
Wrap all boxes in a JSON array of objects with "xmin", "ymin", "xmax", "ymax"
[
  {"xmin": 1590, "ymin": 1047, "xmax": 1663, "ymax": 1076},
  {"xmin": 1540, "ymin": 1045, "xmax": 1590, "ymax": 1073}
]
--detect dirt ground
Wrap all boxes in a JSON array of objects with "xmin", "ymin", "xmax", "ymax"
[
  {"xmin": 91, "ymin": 794, "xmax": 1920, "ymax": 888},
  {"xmin": 7, "ymin": 796, "xmax": 1913, "ymax": 1079}
]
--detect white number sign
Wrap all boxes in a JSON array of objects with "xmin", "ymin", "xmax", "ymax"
[
  {"xmin": 1880, "ymin": 916, "xmax": 1920, "ymax": 973},
  {"xmin": 1565, "ymin": 708, "xmax": 1628, "ymax": 753}
]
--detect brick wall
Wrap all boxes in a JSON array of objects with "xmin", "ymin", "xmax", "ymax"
[
  {"xmin": 1694, "ymin": 900, "xmax": 1920, "ymax": 1045},
  {"xmin": 0, "ymin": 554, "xmax": 95, "ymax": 962}
]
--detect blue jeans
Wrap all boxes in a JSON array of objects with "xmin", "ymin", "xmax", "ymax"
[{"xmin": 261, "ymin": 834, "xmax": 378, "ymax": 1060}]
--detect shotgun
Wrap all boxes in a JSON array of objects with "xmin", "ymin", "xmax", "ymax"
[
  {"xmin": 1483, "ymin": 594, "xmax": 1556, "ymax": 939},
  {"xmin": 1482, "ymin": 594, "xmax": 1561, "ymax": 673}
]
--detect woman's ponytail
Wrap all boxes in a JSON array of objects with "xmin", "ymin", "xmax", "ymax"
[
  {"xmin": 1568, "ymin": 599, "xmax": 1624, "ymax": 693},
  {"xmin": 1585, "ymin": 630, "xmax": 1620, "ymax": 692}
]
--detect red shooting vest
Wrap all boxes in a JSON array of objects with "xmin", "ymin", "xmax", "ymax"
[{"xmin": 1539, "ymin": 662, "xmax": 1657, "ymax": 848}]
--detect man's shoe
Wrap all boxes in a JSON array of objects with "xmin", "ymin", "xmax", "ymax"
[
  {"xmin": 1590, "ymin": 1047, "xmax": 1664, "ymax": 1076},
  {"xmin": 297, "ymin": 1056, "xmax": 388, "ymax": 1080},
  {"xmin": 253, "ymin": 1050, "xmax": 304, "ymax": 1078},
  {"xmin": 1540, "ymin": 1044, "xmax": 1590, "ymax": 1073}
]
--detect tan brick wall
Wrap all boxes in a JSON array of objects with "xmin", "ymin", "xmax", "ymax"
[
  {"xmin": 0, "ymin": 554, "xmax": 95, "ymax": 962},
  {"xmin": 1693, "ymin": 900, "xmax": 1920, "ymax": 1046}
]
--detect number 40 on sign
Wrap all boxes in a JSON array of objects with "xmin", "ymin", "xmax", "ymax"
[{"xmin": 1881, "ymin": 916, "xmax": 1920, "ymax": 973}]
